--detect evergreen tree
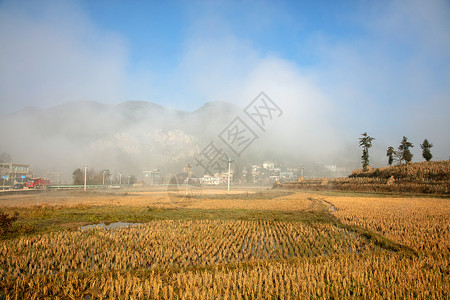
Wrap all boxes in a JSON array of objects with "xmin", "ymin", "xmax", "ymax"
[
  {"xmin": 72, "ymin": 168, "xmax": 83, "ymax": 185},
  {"xmin": 420, "ymin": 139, "xmax": 433, "ymax": 161},
  {"xmin": 398, "ymin": 136, "xmax": 414, "ymax": 164},
  {"xmin": 233, "ymin": 164, "xmax": 243, "ymax": 183},
  {"xmin": 87, "ymin": 168, "xmax": 96, "ymax": 185},
  {"xmin": 245, "ymin": 166, "xmax": 253, "ymax": 184},
  {"xmin": 386, "ymin": 146, "xmax": 396, "ymax": 166},
  {"xmin": 359, "ymin": 132, "xmax": 375, "ymax": 171}
]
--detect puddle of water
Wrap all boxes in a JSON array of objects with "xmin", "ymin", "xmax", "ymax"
[
  {"xmin": 329, "ymin": 205, "xmax": 336, "ymax": 213},
  {"xmin": 80, "ymin": 222, "xmax": 143, "ymax": 231}
]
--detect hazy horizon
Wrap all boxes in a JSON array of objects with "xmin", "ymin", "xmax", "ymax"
[{"xmin": 1, "ymin": 0, "xmax": 449, "ymax": 182}]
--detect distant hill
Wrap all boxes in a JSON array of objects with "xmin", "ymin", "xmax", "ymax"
[{"xmin": 0, "ymin": 100, "xmax": 240, "ymax": 182}]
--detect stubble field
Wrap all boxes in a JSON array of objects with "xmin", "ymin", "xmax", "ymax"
[{"xmin": 0, "ymin": 187, "xmax": 448, "ymax": 299}]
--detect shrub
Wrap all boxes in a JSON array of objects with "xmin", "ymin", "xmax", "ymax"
[{"xmin": 0, "ymin": 210, "xmax": 18, "ymax": 236}]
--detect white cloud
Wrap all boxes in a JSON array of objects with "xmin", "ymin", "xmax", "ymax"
[
  {"xmin": 175, "ymin": 27, "xmax": 344, "ymax": 161},
  {"xmin": 171, "ymin": 0, "xmax": 450, "ymax": 164}
]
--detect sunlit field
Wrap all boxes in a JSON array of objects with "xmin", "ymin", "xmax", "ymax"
[{"xmin": 1, "ymin": 187, "xmax": 449, "ymax": 298}]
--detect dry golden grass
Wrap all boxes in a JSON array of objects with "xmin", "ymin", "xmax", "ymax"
[
  {"xmin": 2, "ymin": 252, "xmax": 448, "ymax": 299},
  {"xmin": 0, "ymin": 190, "xmax": 169, "ymax": 207},
  {"xmin": 0, "ymin": 190, "xmax": 449, "ymax": 298},
  {"xmin": 325, "ymin": 195, "xmax": 450, "ymax": 253},
  {"xmin": 0, "ymin": 189, "xmax": 319, "ymax": 211},
  {"xmin": 190, "ymin": 192, "xmax": 319, "ymax": 211},
  {"xmin": 350, "ymin": 160, "xmax": 450, "ymax": 181},
  {"xmin": 280, "ymin": 160, "xmax": 450, "ymax": 194},
  {"xmin": 0, "ymin": 220, "xmax": 371, "ymax": 277}
]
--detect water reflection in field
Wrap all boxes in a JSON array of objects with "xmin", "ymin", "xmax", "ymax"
[{"xmin": 80, "ymin": 222, "xmax": 143, "ymax": 231}]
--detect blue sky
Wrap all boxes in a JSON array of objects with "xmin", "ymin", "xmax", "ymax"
[
  {"xmin": 83, "ymin": 1, "xmax": 357, "ymax": 69},
  {"xmin": 79, "ymin": 0, "xmax": 369, "ymax": 106},
  {"xmin": 1, "ymin": 0, "xmax": 449, "ymax": 161}
]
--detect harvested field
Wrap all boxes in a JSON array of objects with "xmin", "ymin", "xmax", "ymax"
[{"xmin": 0, "ymin": 188, "xmax": 448, "ymax": 298}]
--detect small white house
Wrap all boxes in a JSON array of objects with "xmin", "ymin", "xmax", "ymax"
[{"xmin": 201, "ymin": 175, "xmax": 220, "ymax": 185}]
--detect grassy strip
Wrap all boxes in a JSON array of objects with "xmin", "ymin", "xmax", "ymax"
[
  {"xmin": 202, "ymin": 191, "xmax": 294, "ymax": 200},
  {"xmin": 338, "ymin": 222, "xmax": 417, "ymax": 257},
  {"xmin": 310, "ymin": 197, "xmax": 419, "ymax": 256},
  {"xmin": 2, "ymin": 204, "xmax": 335, "ymax": 239},
  {"xmin": 279, "ymin": 188, "xmax": 450, "ymax": 199},
  {"xmin": 276, "ymin": 184, "xmax": 450, "ymax": 197}
]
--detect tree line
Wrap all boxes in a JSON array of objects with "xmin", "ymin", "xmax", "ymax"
[
  {"xmin": 72, "ymin": 168, "xmax": 137, "ymax": 185},
  {"xmin": 359, "ymin": 133, "xmax": 434, "ymax": 170}
]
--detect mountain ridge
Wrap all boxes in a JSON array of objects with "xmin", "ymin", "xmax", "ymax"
[
  {"xmin": 3, "ymin": 100, "xmax": 237, "ymax": 117},
  {"xmin": 0, "ymin": 100, "xmax": 241, "ymax": 182}
]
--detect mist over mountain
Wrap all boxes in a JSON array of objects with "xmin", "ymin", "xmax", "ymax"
[
  {"xmin": 0, "ymin": 100, "xmax": 245, "ymax": 183},
  {"xmin": 3, "ymin": 97, "xmax": 445, "ymax": 183}
]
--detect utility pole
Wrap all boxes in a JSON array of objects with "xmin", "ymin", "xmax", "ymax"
[
  {"xmin": 227, "ymin": 159, "xmax": 233, "ymax": 192},
  {"xmin": 260, "ymin": 162, "xmax": 263, "ymax": 191},
  {"xmin": 84, "ymin": 164, "xmax": 87, "ymax": 192},
  {"xmin": 185, "ymin": 163, "xmax": 191, "ymax": 196},
  {"xmin": 119, "ymin": 173, "xmax": 122, "ymax": 185},
  {"xmin": 102, "ymin": 170, "xmax": 106, "ymax": 185}
]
